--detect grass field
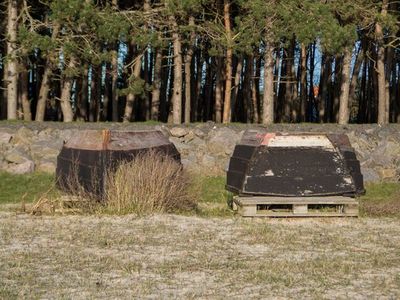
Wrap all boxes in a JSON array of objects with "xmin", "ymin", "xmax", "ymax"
[
  {"xmin": 0, "ymin": 172, "xmax": 399, "ymax": 298},
  {"xmin": 1, "ymin": 172, "xmax": 399, "ymax": 218},
  {"xmin": 0, "ymin": 172, "xmax": 57, "ymax": 205}
]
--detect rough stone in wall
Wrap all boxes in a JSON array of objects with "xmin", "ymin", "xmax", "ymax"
[{"xmin": 0, "ymin": 123, "xmax": 399, "ymax": 182}]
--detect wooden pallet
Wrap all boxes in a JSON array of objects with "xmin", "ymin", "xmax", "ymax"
[{"xmin": 233, "ymin": 196, "xmax": 359, "ymax": 217}]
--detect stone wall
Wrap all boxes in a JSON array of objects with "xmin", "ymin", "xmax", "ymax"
[{"xmin": 0, "ymin": 123, "xmax": 399, "ymax": 182}]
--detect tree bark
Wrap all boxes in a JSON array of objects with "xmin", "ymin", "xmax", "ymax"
[
  {"xmin": 397, "ymin": 64, "xmax": 400, "ymax": 123},
  {"xmin": 151, "ymin": 48, "xmax": 162, "ymax": 120},
  {"xmin": 102, "ymin": 63, "xmax": 110, "ymax": 121},
  {"xmin": 111, "ymin": 48, "xmax": 119, "ymax": 121},
  {"xmin": 338, "ymin": 48, "xmax": 352, "ymax": 125},
  {"xmin": 203, "ymin": 57, "xmax": 213, "ymax": 121},
  {"xmin": 243, "ymin": 57, "xmax": 252, "ymax": 122},
  {"xmin": 308, "ymin": 42, "xmax": 316, "ymax": 121},
  {"xmin": 215, "ymin": 57, "xmax": 223, "ymax": 123},
  {"xmin": 193, "ymin": 47, "xmax": 203, "ymax": 121},
  {"xmin": 222, "ymin": 0, "xmax": 233, "ymax": 123},
  {"xmin": 349, "ymin": 46, "xmax": 364, "ymax": 114},
  {"xmin": 76, "ymin": 65, "xmax": 88, "ymax": 121},
  {"xmin": 123, "ymin": 53, "xmax": 143, "ymax": 122},
  {"xmin": 35, "ymin": 23, "xmax": 60, "ymax": 121},
  {"xmin": 89, "ymin": 65, "xmax": 101, "ymax": 122},
  {"xmin": 0, "ymin": 56, "xmax": 6, "ymax": 119},
  {"xmin": 358, "ymin": 57, "xmax": 368, "ymax": 123},
  {"xmin": 19, "ymin": 64, "xmax": 31, "ymax": 121},
  {"xmin": 284, "ymin": 39, "xmax": 295, "ymax": 122},
  {"xmin": 110, "ymin": 0, "xmax": 119, "ymax": 121},
  {"xmin": 300, "ymin": 43, "xmax": 307, "ymax": 122},
  {"xmin": 332, "ymin": 55, "xmax": 343, "ymax": 122},
  {"xmin": 184, "ymin": 16, "xmax": 195, "ymax": 124},
  {"xmin": 59, "ymin": 58, "xmax": 75, "ymax": 122},
  {"xmin": 6, "ymin": 0, "xmax": 19, "ymax": 120},
  {"xmin": 170, "ymin": 15, "xmax": 183, "ymax": 124},
  {"xmin": 251, "ymin": 56, "xmax": 259, "ymax": 123},
  {"xmin": 231, "ymin": 56, "xmax": 243, "ymax": 122},
  {"xmin": 385, "ymin": 47, "xmax": 394, "ymax": 123},
  {"xmin": 318, "ymin": 54, "xmax": 328, "ymax": 123},
  {"xmin": 262, "ymin": 44, "xmax": 275, "ymax": 125},
  {"xmin": 376, "ymin": 0, "xmax": 388, "ymax": 124},
  {"xmin": 277, "ymin": 48, "xmax": 286, "ymax": 122}
]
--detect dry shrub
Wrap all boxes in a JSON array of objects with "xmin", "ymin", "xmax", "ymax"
[
  {"xmin": 104, "ymin": 151, "xmax": 197, "ymax": 215},
  {"xmin": 31, "ymin": 158, "xmax": 101, "ymax": 215}
]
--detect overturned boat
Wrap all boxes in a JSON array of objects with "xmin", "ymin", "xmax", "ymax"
[
  {"xmin": 56, "ymin": 130, "xmax": 180, "ymax": 197},
  {"xmin": 226, "ymin": 131, "xmax": 364, "ymax": 216}
]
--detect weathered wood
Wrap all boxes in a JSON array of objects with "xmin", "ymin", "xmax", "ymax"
[
  {"xmin": 233, "ymin": 196, "xmax": 359, "ymax": 217},
  {"xmin": 226, "ymin": 131, "xmax": 365, "ymax": 197},
  {"xmin": 235, "ymin": 196, "xmax": 358, "ymax": 205}
]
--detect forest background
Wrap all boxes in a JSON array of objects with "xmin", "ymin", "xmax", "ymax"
[{"xmin": 0, "ymin": 0, "xmax": 399, "ymax": 125}]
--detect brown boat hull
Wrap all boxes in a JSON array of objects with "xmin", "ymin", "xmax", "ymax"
[
  {"xmin": 226, "ymin": 131, "xmax": 364, "ymax": 197},
  {"xmin": 56, "ymin": 130, "xmax": 180, "ymax": 198}
]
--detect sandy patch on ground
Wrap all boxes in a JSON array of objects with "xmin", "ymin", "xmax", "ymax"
[{"xmin": 0, "ymin": 212, "xmax": 399, "ymax": 299}]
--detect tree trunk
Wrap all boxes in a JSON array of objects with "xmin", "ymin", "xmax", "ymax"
[
  {"xmin": 6, "ymin": 0, "xmax": 19, "ymax": 120},
  {"xmin": 308, "ymin": 43, "xmax": 316, "ymax": 121},
  {"xmin": 102, "ymin": 63, "xmax": 110, "ymax": 121},
  {"xmin": 332, "ymin": 55, "xmax": 343, "ymax": 122},
  {"xmin": 222, "ymin": 0, "xmax": 233, "ymax": 123},
  {"xmin": 349, "ymin": 46, "xmax": 364, "ymax": 113},
  {"xmin": 170, "ymin": 16, "xmax": 183, "ymax": 124},
  {"xmin": 35, "ymin": 23, "xmax": 60, "ymax": 121},
  {"xmin": 358, "ymin": 57, "xmax": 368, "ymax": 123},
  {"xmin": 318, "ymin": 54, "xmax": 328, "ymax": 123},
  {"xmin": 76, "ymin": 65, "xmax": 88, "ymax": 121},
  {"xmin": 376, "ymin": 0, "xmax": 388, "ymax": 124},
  {"xmin": 300, "ymin": 43, "xmax": 307, "ymax": 122},
  {"xmin": 277, "ymin": 48, "xmax": 286, "ymax": 122},
  {"xmin": 251, "ymin": 56, "xmax": 259, "ymax": 123},
  {"xmin": 111, "ymin": 48, "xmax": 119, "ymax": 121},
  {"xmin": 184, "ymin": 16, "xmax": 195, "ymax": 124},
  {"xmin": 89, "ymin": 65, "xmax": 101, "ymax": 122},
  {"xmin": 142, "ymin": 0, "xmax": 151, "ymax": 121},
  {"xmin": 385, "ymin": 47, "xmax": 394, "ymax": 123},
  {"xmin": 59, "ymin": 58, "xmax": 75, "ymax": 122},
  {"xmin": 123, "ymin": 53, "xmax": 143, "ymax": 122},
  {"xmin": 284, "ymin": 39, "xmax": 295, "ymax": 122},
  {"xmin": 110, "ymin": 0, "xmax": 119, "ymax": 121},
  {"xmin": 215, "ymin": 57, "xmax": 223, "ymax": 123},
  {"xmin": 338, "ymin": 48, "xmax": 352, "ymax": 125},
  {"xmin": 204, "ymin": 57, "xmax": 213, "ymax": 121},
  {"xmin": 243, "ymin": 57, "xmax": 252, "ymax": 122},
  {"xmin": 0, "ymin": 56, "xmax": 6, "ymax": 119},
  {"xmin": 142, "ymin": 49, "xmax": 150, "ymax": 121},
  {"xmin": 151, "ymin": 48, "xmax": 162, "ymax": 121},
  {"xmin": 397, "ymin": 64, "xmax": 400, "ymax": 123},
  {"xmin": 231, "ymin": 56, "xmax": 243, "ymax": 122},
  {"xmin": 160, "ymin": 46, "xmax": 171, "ymax": 122},
  {"xmin": 262, "ymin": 44, "xmax": 275, "ymax": 125},
  {"xmin": 290, "ymin": 41, "xmax": 298, "ymax": 122},
  {"xmin": 193, "ymin": 47, "xmax": 203, "ymax": 121},
  {"xmin": 19, "ymin": 64, "xmax": 31, "ymax": 121}
]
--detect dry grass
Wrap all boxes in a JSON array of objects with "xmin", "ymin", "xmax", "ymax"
[
  {"xmin": 31, "ymin": 152, "xmax": 197, "ymax": 216},
  {"xmin": 360, "ymin": 182, "xmax": 400, "ymax": 218},
  {"xmin": 103, "ymin": 152, "xmax": 197, "ymax": 215},
  {"xmin": 1, "ymin": 173, "xmax": 400, "ymax": 298},
  {"xmin": 0, "ymin": 214, "xmax": 399, "ymax": 299}
]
